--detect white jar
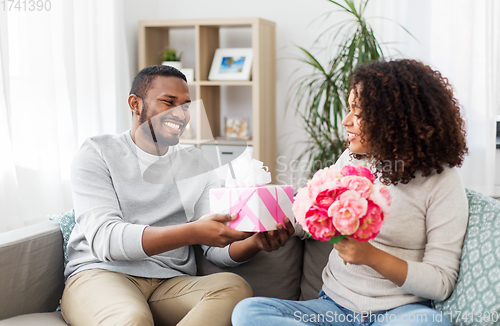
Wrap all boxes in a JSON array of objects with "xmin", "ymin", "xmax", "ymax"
[{"xmin": 161, "ymin": 61, "xmax": 182, "ymax": 70}]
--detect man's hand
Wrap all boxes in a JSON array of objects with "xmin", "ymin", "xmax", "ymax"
[
  {"xmin": 142, "ymin": 213, "xmax": 251, "ymax": 257},
  {"xmin": 251, "ymin": 217, "xmax": 295, "ymax": 252},
  {"xmin": 228, "ymin": 217, "xmax": 295, "ymax": 262},
  {"xmin": 192, "ymin": 213, "xmax": 253, "ymax": 248}
]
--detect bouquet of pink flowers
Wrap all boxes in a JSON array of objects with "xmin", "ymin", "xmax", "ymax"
[{"xmin": 292, "ymin": 164, "xmax": 391, "ymax": 244}]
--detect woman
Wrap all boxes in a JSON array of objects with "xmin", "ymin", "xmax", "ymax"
[{"xmin": 232, "ymin": 59, "xmax": 469, "ymax": 325}]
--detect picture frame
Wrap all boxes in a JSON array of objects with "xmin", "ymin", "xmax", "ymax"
[{"xmin": 208, "ymin": 48, "xmax": 253, "ymax": 81}]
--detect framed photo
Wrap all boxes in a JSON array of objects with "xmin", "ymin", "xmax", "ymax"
[{"xmin": 208, "ymin": 48, "xmax": 253, "ymax": 81}]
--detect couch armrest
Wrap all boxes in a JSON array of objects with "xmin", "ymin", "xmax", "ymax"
[{"xmin": 0, "ymin": 221, "xmax": 64, "ymax": 320}]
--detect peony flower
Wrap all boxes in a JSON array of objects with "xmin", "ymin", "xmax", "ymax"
[
  {"xmin": 340, "ymin": 175, "xmax": 373, "ymax": 198},
  {"xmin": 307, "ymin": 166, "xmax": 342, "ymax": 200},
  {"xmin": 316, "ymin": 187, "xmax": 348, "ymax": 209},
  {"xmin": 351, "ymin": 200, "xmax": 384, "ymax": 242},
  {"xmin": 292, "ymin": 187, "xmax": 314, "ymax": 233},
  {"xmin": 305, "ymin": 205, "xmax": 338, "ymax": 241},
  {"xmin": 368, "ymin": 184, "xmax": 391, "ymax": 215},
  {"xmin": 328, "ymin": 190, "xmax": 367, "ymax": 235},
  {"xmin": 293, "ymin": 164, "xmax": 388, "ymax": 244},
  {"xmin": 341, "ymin": 165, "xmax": 376, "ymax": 183},
  {"xmin": 380, "ymin": 186, "xmax": 392, "ymax": 206}
]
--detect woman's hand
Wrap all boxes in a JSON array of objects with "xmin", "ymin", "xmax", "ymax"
[
  {"xmin": 334, "ymin": 236, "xmax": 408, "ymax": 287},
  {"xmin": 334, "ymin": 236, "xmax": 376, "ymax": 265}
]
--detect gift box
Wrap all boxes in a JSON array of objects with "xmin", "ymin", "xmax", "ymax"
[{"xmin": 210, "ymin": 185, "xmax": 295, "ymax": 232}]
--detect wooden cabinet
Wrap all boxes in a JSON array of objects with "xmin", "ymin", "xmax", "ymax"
[{"xmin": 138, "ymin": 18, "xmax": 276, "ymax": 177}]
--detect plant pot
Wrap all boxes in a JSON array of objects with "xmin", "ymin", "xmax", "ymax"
[
  {"xmin": 162, "ymin": 61, "xmax": 182, "ymax": 70},
  {"xmin": 180, "ymin": 68, "xmax": 194, "ymax": 82}
]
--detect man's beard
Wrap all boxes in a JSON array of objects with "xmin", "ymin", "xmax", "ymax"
[
  {"xmin": 139, "ymin": 100, "xmax": 149, "ymax": 124},
  {"xmin": 138, "ymin": 101, "xmax": 181, "ymax": 149}
]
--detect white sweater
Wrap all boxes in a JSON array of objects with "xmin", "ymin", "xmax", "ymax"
[{"xmin": 322, "ymin": 150, "xmax": 468, "ymax": 313}]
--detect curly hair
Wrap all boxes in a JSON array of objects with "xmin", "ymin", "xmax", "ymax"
[{"xmin": 349, "ymin": 59, "xmax": 468, "ymax": 185}]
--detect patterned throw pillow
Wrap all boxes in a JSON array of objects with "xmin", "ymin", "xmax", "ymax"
[
  {"xmin": 433, "ymin": 189, "xmax": 500, "ymax": 326},
  {"xmin": 48, "ymin": 209, "xmax": 76, "ymax": 268}
]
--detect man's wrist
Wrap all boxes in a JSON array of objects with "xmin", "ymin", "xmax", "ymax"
[
  {"xmin": 182, "ymin": 222, "xmax": 200, "ymax": 246},
  {"xmin": 142, "ymin": 223, "xmax": 196, "ymax": 256},
  {"xmin": 229, "ymin": 234, "xmax": 261, "ymax": 262}
]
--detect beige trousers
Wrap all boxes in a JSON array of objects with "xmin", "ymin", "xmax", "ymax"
[{"xmin": 60, "ymin": 269, "xmax": 252, "ymax": 326}]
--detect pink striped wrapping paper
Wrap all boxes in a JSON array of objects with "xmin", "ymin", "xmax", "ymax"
[{"xmin": 209, "ymin": 185, "xmax": 295, "ymax": 232}]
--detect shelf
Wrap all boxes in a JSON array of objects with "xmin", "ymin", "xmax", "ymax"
[
  {"xmin": 138, "ymin": 17, "xmax": 276, "ymax": 179},
  {"xmin": 188, "ymin": 81, "xmax": 254, "ymax": 86},
  {"xmin": 180, "ymin": 139, "xmax": 254, "ymax": 146},
  {"xmin": 140, "ymin": 17, "xmax": 274, "ymax": 28}
]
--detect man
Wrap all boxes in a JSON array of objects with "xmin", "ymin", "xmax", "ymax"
[{"xmin": 61, "ymin": 65, "xmax": 294, "ymax": 326}]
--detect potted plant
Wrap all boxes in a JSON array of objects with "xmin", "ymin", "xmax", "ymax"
[
  {"xmin": 288, "ymin": 0, "xmax": 413, "ymax": 178},
  {"xmin": 161, "ymin": 47, "xmax": 183, "ymax": 70}
]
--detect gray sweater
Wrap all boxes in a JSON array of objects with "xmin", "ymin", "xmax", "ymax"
[
  {"xmin": 65, "ymin": 131, "xmax": 238, "ymax": 279},
  {"xmin": 322, "ymin": 150, "xmax": 468, "ymax": 313}
]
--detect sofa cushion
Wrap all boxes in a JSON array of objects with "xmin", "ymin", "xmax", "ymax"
[
  {"xmin": 195, "ymin": 235, "xmax": 304, "ymax": 300},
  {"xmin": 299, "ymin": 239, "xmax": 333, "ymax": 300},
  {"xmin": 433, "ymin": 189, "xmax": 500, "ymax": 325},
  {"xmin": 48, "ymin": 209, "xmax": 75, "ymax": 269}
]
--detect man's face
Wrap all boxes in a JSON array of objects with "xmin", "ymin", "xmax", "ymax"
[{"xmin": 135, "ymin": 76, "xmax": 191, "ymax": 150}]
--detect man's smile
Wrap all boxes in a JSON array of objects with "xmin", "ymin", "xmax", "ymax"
[{"xmin": 162, "ymin": 118, "xmax": 184, "ymax": 134}]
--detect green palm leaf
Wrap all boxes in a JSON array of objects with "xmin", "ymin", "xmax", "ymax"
[{"xmin": 288, "ymin": 0, "xmax": 412, "ymax": 179}]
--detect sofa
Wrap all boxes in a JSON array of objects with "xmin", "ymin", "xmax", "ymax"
[{"xmin": 1, "ymin": 189, "xmax": 499, "ymax": 326}]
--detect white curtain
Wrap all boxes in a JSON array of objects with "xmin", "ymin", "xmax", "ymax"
[
  {"xmin": 0, "ymin": 0, "xmax": 131, "ymax": 233},
  {"xmin": 366, "ymin": 0, "xmax": 499, "ymax": 196}
]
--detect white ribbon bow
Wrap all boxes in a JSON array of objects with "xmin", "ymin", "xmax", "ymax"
[{"xmin": 225, "ymin": 157, "xmax": 272, "ymax": 187}]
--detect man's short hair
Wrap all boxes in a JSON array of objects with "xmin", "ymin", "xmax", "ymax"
[{"xmin": 130, "ymin": 65, "xmax": 187, "ymax": 99}]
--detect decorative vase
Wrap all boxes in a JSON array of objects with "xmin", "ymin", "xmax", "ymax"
[{"xmin": 180, "ymin": 68, "xmax": 194, "ymax": 82}]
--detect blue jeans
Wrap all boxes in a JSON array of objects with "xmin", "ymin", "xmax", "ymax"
[{"xmin": 232, "ymin": 290, "xmax": 452, "ymax": 326}]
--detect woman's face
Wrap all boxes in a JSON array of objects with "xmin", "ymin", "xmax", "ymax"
[{"xmin": 342, "ymin": 88, "xmax": 368, "ymax": 155}]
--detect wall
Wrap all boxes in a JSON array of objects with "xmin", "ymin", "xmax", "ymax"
[{"xmin": 123, "ymin": 0, "xmax": 160, "ymax": 82}]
